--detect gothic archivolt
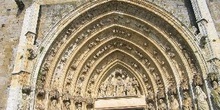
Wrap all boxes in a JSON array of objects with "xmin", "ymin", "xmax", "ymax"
[{"xmin": 30, "ymin": 0, "xmax": 211, "ymax": 110}]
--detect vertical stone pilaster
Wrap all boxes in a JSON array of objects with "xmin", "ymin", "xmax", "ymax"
[
  {"xmin": 190, "ymin": 0, "xmax": 220, "ymax": 109},
  {"xmin": 6, "ymin": 2, "xmax": 40, "ymax": 110},
  {"xmin": 6, "ymin": 75, "xmax": 22, "ymax": 110},
  {"xmin": 190, "ymin": 0, "xmax": 220, "ymax": 73},
  {"xmin": 12, "ymin": 2, "xmax": 40, "ymax": 74}
]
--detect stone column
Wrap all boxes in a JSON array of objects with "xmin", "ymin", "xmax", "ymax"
[{"xmin": 6, "ymin": 2, "xmax": 40, "ymax": 110}]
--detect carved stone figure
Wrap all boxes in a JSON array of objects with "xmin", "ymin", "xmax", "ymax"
[
  {"xmin": 116, "ymin": 75, "xmax": 125, "ymax": 96},
  {"xmin": 147, "ymin": 102, "xmax": 155, "ymax": 110},
  {"xmin": 63, "ymin": 91, "xmax": 71, "ymax": 110},
  {"xmin": 195, "ymin": 86, "xmax": 209, "ymax": 110},
  {"xmin": 99, "ymin": 83, "xmax": 106, "ymax": 97},
  {"xmin": 35, "ymin": 102, "xmax": 45, "ymax": 110},
  {"xmin": 181, "ymin": 78, "xmax": 189, "ymax": 91},
  {"xmin": 157, "ymin": 89, "xmax": 165, "ymax": 99},
  {"xmin": 105, "ymin": 74, "xmax": 115, "ymax": 96},
  {"xmin": 49, "ymin": 99, "xmax": 59, "ymax": 110},
  {"xmin": 76, "ymin": 103, "xmax": 82, "ymax": 110},
  {"xmin": 158, "ymin": 99, "xmax": 167, "ymax": 110},
  {"xmin": 142, "ymin": 74, "xmax": 148, "ymax": 83},
  {"xmin": 211, "ymin": 81, "xmax": 220, "ymax": 109},
  {"xmin": 50, "ymin": 89, "xmax": 59, "ymax": 101},
  {"xmin": 75, "ymin": 86, "xmax": 81, "ymax": 96},
  {"xmin": 170, "ymin": 95, "xmax": 179, "ymax": 110},
  {"xmin": 48, "ymin": 89, "xmax": 60, "ymax": 109},
  {"xmin": 37, "ymin": 87, "xmax": 45, "ymax": 99},
  {"xmin": 98, "ymin": 68, "xmax": 141, "ymax": 97},
  {"xmin": 169, "ymin": 84, "xmax": 177, "ymax": 95},
  {"xmin": 146, "ymin": 90, "xmax": 154, "ymax": 101},
  {"xmin": 126, "ymin": 78, "xmax": 136, "ymax": 96},
  {"xmin": 182, "ymin": 92, "xmax": 193, "ymax": 110},
  {"xmin": 132, "ymin": 78, "xmax": 140, "ymax": 95},
  {"xmin": 193, "ymin": 74, "xmax": 203, "ymax": 86},
  {"xmin": 208, "ymin": 72, "xmax": 218, "ymax": 82}
]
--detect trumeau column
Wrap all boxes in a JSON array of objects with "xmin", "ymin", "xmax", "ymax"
[{"xmin": 6, "ymin": 2, "xmax": 40, "ymax": 110}]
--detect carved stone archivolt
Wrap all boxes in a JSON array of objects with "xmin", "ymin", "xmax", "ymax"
[{"xmin": 29, "ymin": 0, "xmax": 213, "ymax": 110}]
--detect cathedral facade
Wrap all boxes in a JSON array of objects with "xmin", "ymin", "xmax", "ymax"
[{"xmin": 4, "ymin": 0, "xmax": 220, "ymax": 109}]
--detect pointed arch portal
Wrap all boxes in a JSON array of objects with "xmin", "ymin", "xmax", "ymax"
[{"xmin": 31, "ymin": 0, "xmax": 212, "ymax": 109}]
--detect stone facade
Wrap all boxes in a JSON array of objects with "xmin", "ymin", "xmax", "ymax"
[{"xmin": 1, "ymin": 0, "xmax": 220, "ymax": 110}]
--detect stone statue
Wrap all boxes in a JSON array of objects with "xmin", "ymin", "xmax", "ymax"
[
  {"xmin": 158, "ymin": 99, "xmax": 167, "ymax": 110},
  {"xmin": 125, "ymin": 78, "xmax": 136, "ymax": 96},
  {"xmin": 195, "ymin": 86, "xmax": 209, "ymax": 110},
  {"xmin": 146, "ymin": 90, "xmax": 154, "ymax": 101},
  {"xmin": 211, "ymin": 81, "xmax": 220, "ymax": 109},
  {"xmin": 193, "ymin": 75, "xmax": 203, "ymax": 86},
  {"xmin": 75, "ymin": 86, "xmax": 81, "ymax": 96},
  {"xmin": 147, "ymin": 102, "xmax": 155, "ymax": 110},
  {"xmin": 182, "ymin": 92, "xmax": 193, "ymax": 110},
  {"xmin": 181, "ymin": 78, "xmax": 189, "ymax": 91},
  {"xmin": 157, "ymin": 88, "xmax": 165, "ymax": 99},
  {"xmin": 170, "ymin": 95, "xmax": 179, "ymax": 110},
  {"xmin": 169, "ymin": 84, "xmax": 177, "ymax": 95},
  {"xmin": 106, "ymin": 79, "xmax": 115, "ymax": 96},
  {"xmin": 35, "ymin": 102, "xmax": 45, "ymax": 110},
  {"xmin": 63, "ymin": 91, "xmax": 71, "ymax": 110},
  {"xmin": 50, "ymin": 89, "xmax": 59, "ymax": 101},
  {"xmin": 99, "ymin": 83, "xmax": 106, "ymax": 97},
  {"xmin": 132, "ymin": 78, "xmax": 140, "ymax": 95},
  {"xmin": 116, "ymin": 75, "xmax": 125, "ymax": 96},
  {"xmin": 76, "ymin": 103, "xmax": 82, "ymax": 110},
  {"xmin": 49, "ymin": 99, "xmax": 59, "ymax": 110}
]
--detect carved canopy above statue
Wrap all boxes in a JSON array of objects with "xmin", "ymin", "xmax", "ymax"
[{"xmin": 30, "ymin": 0, "xmax": 211, "ymax": 109}]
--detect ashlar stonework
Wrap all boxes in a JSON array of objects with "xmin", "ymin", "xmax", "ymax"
[{"xmin": 2, "ymin": 0, "xmax": 220, "ymax": 110}]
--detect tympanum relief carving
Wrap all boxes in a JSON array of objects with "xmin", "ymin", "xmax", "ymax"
[{"xmin": 98, "ymin": 68, "xmax": 141, "ymax": 98}]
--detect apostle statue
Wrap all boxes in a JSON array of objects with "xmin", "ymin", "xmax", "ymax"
[
  {"xmin": 195, "ymin": 86, "xmax": 209, "ymax": 110},
  {"xmin": 211, "ymin": 81, "xmax": 220, "ymax": 109}
]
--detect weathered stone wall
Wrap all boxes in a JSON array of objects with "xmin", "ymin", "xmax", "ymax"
[
  {"xmin": 151, "ymin": 0, "xmax": 196, "ymax": 28},
  {"xmin": 0, "ymin": 0, "xmax": 32, "ymax": 109},
  {"xmin": 208, "ymin": 0, "xmax": 220, "ymax": 37},
  {"xmin": 37, "ymin": 0, "xmax": 196, "ymax": 41},
  {"xmin": 1, "ymin": 0, "xmax": 219, "ymax": 109},
  {"xmin": 37, "ymin": 1, "xmax": 86, "ymax": 40}
]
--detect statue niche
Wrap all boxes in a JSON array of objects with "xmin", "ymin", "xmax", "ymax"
[{"xmin": 98, "ymin": 68, "xmax": 141, "ymax": 98}]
